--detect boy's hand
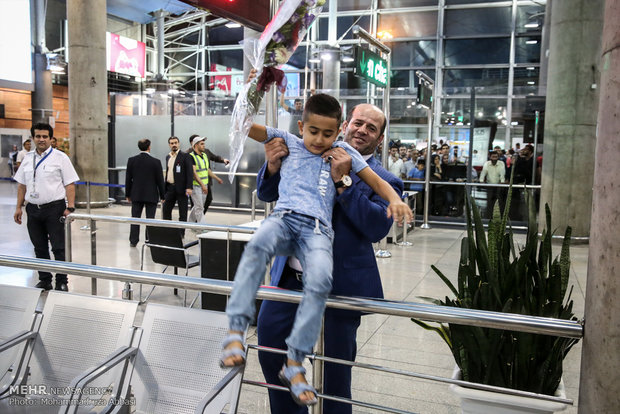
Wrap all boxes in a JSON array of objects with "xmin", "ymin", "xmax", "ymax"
[
  {"xmin": 387, "ymin": 200, "xmax": 414, "ymax": 224},
  {"xmin": 247, "ymin": 68, "xmax": 258, "ymax": 83},
  {"xmin": 264, "ymin": 138, "xmax": 289, "ymax": 176},
  {"xmin": 322, "ymin": 148, "xmax": 351, "ymax": 183}
]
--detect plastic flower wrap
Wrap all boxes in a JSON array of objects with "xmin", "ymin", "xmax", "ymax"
[{"xmin": 228, "ymin": 0, "xmax": 325, "ymax": 181}]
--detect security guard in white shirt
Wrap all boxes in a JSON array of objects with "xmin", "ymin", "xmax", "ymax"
[{"xmin": 13, "ymin": 123, "xmax": 79, "ymax": 291}]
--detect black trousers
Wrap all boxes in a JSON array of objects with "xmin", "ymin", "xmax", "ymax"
[
  {"xmin": 129, "ymin": 201, "xmax": 157, "ymax": 245},
  {"xmin": 203, "ymin": 183, "xmax": 213, "ymax": 214},
  {"xmin": 162, "ymin": 183, "xmax": 189, "ymax": 222},
  {"xmin": 26, "ymin": 201, "xmax": 67, "ymax": 283}
]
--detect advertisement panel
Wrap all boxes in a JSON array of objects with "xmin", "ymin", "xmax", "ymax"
[{"xmin": 106, "ymin": 33, "xmax": 146, "ymax": 78}]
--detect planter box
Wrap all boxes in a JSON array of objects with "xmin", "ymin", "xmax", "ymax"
[{"xmin": 450, "ymin": 368, "xmax": 568, "ymax": 414}]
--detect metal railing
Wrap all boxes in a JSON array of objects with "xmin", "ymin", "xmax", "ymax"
[{"xmin": 0, "ymin": 254, "xmax": 582, "ymax": 413}]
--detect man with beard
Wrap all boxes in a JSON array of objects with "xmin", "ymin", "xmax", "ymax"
[{"xmin": 256, "ymin": 103, "xmax": 403, "ymax": 413}]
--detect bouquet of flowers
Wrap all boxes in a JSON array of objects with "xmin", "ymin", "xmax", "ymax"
[{"xmin": 228, "ymin": 0, "xmax": 325, "ymax": 181}]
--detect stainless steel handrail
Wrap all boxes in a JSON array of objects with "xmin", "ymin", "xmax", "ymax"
[
  {"xmin": 66, "ymin": 213, "xmax": 257, "ymax": 234},
  {"xmin": 0, "ymin": 255, "xmax": 581, "ymax": 408},
  {"xmin": 402, "ymin": 180, "xmax": 542, "ymax": 189},
  {"xmin": 0, "ymin": 255, "xmax": 583, "ymax": 339}
]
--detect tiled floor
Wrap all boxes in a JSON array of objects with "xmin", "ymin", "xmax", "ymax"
[{"xmin": 0, "ymin": 181, "xmax": 586, "ymax": 413}]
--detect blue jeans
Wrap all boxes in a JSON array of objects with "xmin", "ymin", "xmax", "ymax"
[{"xmin": 226, "ymin": 210, "xmax": 334, "ymax": 362}]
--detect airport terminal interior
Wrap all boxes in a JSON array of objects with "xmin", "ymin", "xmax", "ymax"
[{"xmin": 0, "ymin": 0, "xmax": 616, "ymax": 413}]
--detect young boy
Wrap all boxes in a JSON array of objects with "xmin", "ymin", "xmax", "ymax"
[{"xmin": 221, "ymin": 93, "xmax": 412, "ymax": 405}]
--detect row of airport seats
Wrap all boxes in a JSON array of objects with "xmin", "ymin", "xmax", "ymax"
[{"xmin": 0, "ymin": 284, "xmax": 245, "ymax": 414}]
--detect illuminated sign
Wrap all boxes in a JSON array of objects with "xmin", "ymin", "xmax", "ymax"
[
  {"xmin": 353, "ymin": 46, "xmax": 388, "ymax": 88},
  {"xmin": 106, "ymin": 33, "xmax": 146, "ymax": 78},
  {"xmin": 0, "ymin": 0, "xmax": 33, "ymax": 90}
]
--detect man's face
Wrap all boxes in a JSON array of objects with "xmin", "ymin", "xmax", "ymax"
[
  {"xmin": 12, "ymin": 145, "xmax": 17, "ymax": 151},
  {"xmin": 390, "ymin": 147, "xmax": 399, "ymax": 158},
  {"xmin": 32, "ymin": 130, "xmax": 51, "ymax": 153},
  {"xmin": 23, "ymin": 141, "xmax": 32, "ymax": 151},
  {"xmin": 412, "ymin": 150, "xmax": 419, "ymax": 159},
  {"xmin": 194, "ymin": 140, "xmax": 205, "ymax": 153},
  {"xmin": 168, "ymin": 138, "xmax": 179, "ymax": 152},
  {"xmin": 442, "ymin": 154, "xmax": 449, "ymax": 164},
  {"xmin": 441, "ymin": 145, "xmax": 449, "ymax": 154},
  {"xmin": 342, "ymin": 104, "xmax": 385, "ymax": 156},
  {"xmin": 300, "ymin": 113, "xmax": 340, "ymax": 155},
  {"xmin": 294, "ymin": 100, "xmax": 303, "ymax": 111},
  {"xmin": 490, "ymin": 153, "xmax": 499, "ymax": 165},
  {"xmin": 399, "ymin": 146, "xmax": 407, "ymax": 159},
  {"xmin": 520, "ymin": 148, "xmax": 531, "ymax": 158},
  {"xmin": 51, "ymin": 138, "xmax": 58, "ymax": 148}
]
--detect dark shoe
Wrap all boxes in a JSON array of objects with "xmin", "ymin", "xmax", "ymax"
[
  {"xmin": 55, "ymin": 282, "xmax": 69, "ymax": 292},
  {"xmin": 35, "ymin": 280, "xmax": 53, "ymax": 290},
  {"xmin": 130, "ymin": 242, "xmax": 138, "ymax": 247}
]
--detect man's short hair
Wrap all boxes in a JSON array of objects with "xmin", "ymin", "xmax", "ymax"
[
  {"xmin": 346, "ymin": 104, "xmax": 387, "ymax": 137},
  {"xmin": 294, "ymin": 98, "xmax": 303, "ymax": 104},
  {"xmin": 188, "ymin": 134, "xmax": 199, "ymax": 145},
  {"xmin": 303, "ymin": 93, "xmax": 342, "ymax": 125},
  {"xmin": 138, "ymin": 139, "xmax": 151, "ymax": 151},
  {"xmin": 23, "ymin": 139, "xmax": 31, "ymax": 143},
  {"xmin": 31, "ymin": 122, "xmax": 53, "ymax": 138},
  {"xmin": 168, "ymin": 136, "xmax": 179, "ymax": 143}
]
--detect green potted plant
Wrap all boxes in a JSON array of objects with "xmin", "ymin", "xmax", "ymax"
[{"xmin": 413, "ymin": 188, "xmax": 580, "ymax": 413}]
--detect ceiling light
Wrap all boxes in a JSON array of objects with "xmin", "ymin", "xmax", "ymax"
[
  {"xmin": 320, "ymin": 52, "xmax": 332, "ymax": 61},
  {"xmin": 145, "ymin": 87, "xmax": 155, "ymax": 94},
  {"xmin": 526, "ymin": 67, "xmax": 536, "ymax": 70},
  {"xmin": 527, "ymin": 81, "xmax": 536, "ymax": 85},
  {"xmin": 225, "ymin": 22, "xmax": 241, "ymax": 28},
  {"xmin": 308, "ymin": 57, "xmax": 321, "ymax": 63},
  {"xmin": 341, "ymin": 56, "xmax": 354, "ymax": 63},
  {"xmin": 524, "ymin": 23, "xmax": 539, "ymax": 28},
  {"xmin": 168, "ymin": 89, "xmax": 179, "ymax": 95},
  {"xmin": 377, "ymin": 31, "xmax": 393, "ymax": 40},
  {"xmin": 526, "ymin": 40, "xmax": 538, "ymax": 44},
  {"xmin": 511, "ymin": 121, "xmax": 519, "ymax": 126}
]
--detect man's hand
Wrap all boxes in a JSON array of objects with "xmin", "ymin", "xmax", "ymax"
[
  {"xmin": 387, "ymin": 200, "xmax": 414, "ymax": 225},
  {"xmin": 264, "ymin": 138, "xmax": 289, "ymax": 177},
  {"xmin": 322, "ymin": 147, "xmax": 352, "ymax": 183},
  {"xmin": 186, "ymin": 188, "xmax": 193, "ymax": 196},
  {"xmin": 215, "ymin": 176, "xmax": 223, "ymax": 184},
  {"xmin": 126, "ymin": 197, "xmax": 131, "ymax": 203},
  {"xmin": 14, "ymin": 207, "xmax": 22, "ymax": 225},
  {"xmin": 223, "ymin": 159, "xmax": 230, "ymax": 165},
  {"xmin": 201, "ymin": 185, "xmax": 208, "ymax": 194}
]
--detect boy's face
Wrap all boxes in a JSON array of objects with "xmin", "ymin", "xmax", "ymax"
[{"xmin": 299, "ymin": 113, "xmax": 341, "ymax": 155}]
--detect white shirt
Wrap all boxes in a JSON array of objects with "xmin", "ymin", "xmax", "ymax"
[
  {"xmin": 16, "ymin": 149, "xmax": 29, "ymax": 164},
  {"xmin": 388, "ymin": 157, "xmax": 405, "ymax": 177},
  {"xmin": 480, "ymin": 160, "xmax": 506, "ymax": 184},
  {"xmin": 14, "ymin": 147, "xmax": 80, "ymax": 205}
]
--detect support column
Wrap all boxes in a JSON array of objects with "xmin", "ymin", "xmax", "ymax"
[
  {"xmin": 67, "ymin": 0, "xmax": 108, "ymax": 205},
  {"xmin": 539, "ymin": 0, "xmax": 604, "ymax": 236},
  {"xmin": 321, "ymin": 49, "xmax": 340, "ymax": 100},
  {"xmin": 578, "ymin": 1, "xmax": 620, "ymax": 412},
  {"xmin": 31, "ymin": 0, "xmax": 53, "ymax": 125}
]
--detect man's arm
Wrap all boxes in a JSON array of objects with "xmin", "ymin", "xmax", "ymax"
[
  {"xmin": 279, "ymin": 94, "xmax": 290, "ymax": 112},
  {"xmin": 14, "ymin": 184, "xmax": 27, "ymax": 224},
  {"xmin": 479, "ymin": 163, "xmax": 488, "ymax": 183},
  {"xmin": 64, "ymin": 183, "xmax": 76, "ymax": 216},
  {"xmin": 156, "ymin": 160, "xmax": 166, "ymax": 200},
  {"xmin": 182, "ymin": 154, "xmax": 193, "ymax": 193},
  {"xmin": 499, "ymin": 162, "xmax": 506, "ymax": 183},
  {"xmin": 125, "ymin": 158, "xmax": 133, "ymax": 200},
  {"xmin": 205, "ymin": 148, "xmax": 229, "ymax": 165},
  {"xmin": 256, "ymin": 138, "xmax": 288, "ymax": 202},
  {"xmin": 208, "ymin": 169, "xmax": 223, "ymax": 184},
  {"xmin": 357, "ymin": 167, "xmax": 413, "ymax": 224}
]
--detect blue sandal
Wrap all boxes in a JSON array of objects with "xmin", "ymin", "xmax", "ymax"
[
  {"xmin": 278, "ymin": 364, "xmax": 318, "ymax": 406},
  {"xmin": 219, "ymin": 333, "xmax": 246, "ymax": 368}
]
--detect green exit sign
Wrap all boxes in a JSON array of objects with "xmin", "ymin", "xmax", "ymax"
[{"xmin": 353, "ymin": 46, "xmax": 388, "ymax": 88}]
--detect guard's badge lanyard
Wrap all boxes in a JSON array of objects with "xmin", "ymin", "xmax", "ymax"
[{"xmin": 30, "ymin": 148, "xmax": 53, "ymax": 199}]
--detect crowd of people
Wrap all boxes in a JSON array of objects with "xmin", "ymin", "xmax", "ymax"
[{"xmin": 385, "ymin": 140, "xmax": 539, "ymax": 218}]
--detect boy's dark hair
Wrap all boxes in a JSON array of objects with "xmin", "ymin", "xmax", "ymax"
[
  {"xmin": 345, "ymin": 104, "xmax": 387, "ymax": 137},
  {"xmin": 168, "ymin": 136, "xmax": 179, "ymax": 143},
  {"xmin": 31, "ymin": 122, "xmax": 53, "ymax": 138},
  {"xmin": 303, "ymin": 93, "xmax": 342, "ymax": 125},
  {"xmin": 294, "ymin": 98, "xmax": 302, "ymax": 104},
  {"xmin": 138, "ymin": 139, "xmax": 151, "ymax": 151},
  {"xmin": 188, "ymin": 134, "xmax": 199, "ymax": 145},
  {"xmin": 417, "ymin": 159, "xmax": 425, "ymax": 166}
]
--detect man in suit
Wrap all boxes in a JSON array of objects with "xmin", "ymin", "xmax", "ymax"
[
  {"xmin": 256, "ymin": 104, "xmax": 402, "ymax": 413},
  {"xmin": 162, "ymin": 136, "xmax": 193, "ymax": 223},
  {"xmin": 125, "ymin": 138, "xmax": 165, "ymax": 247}
]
